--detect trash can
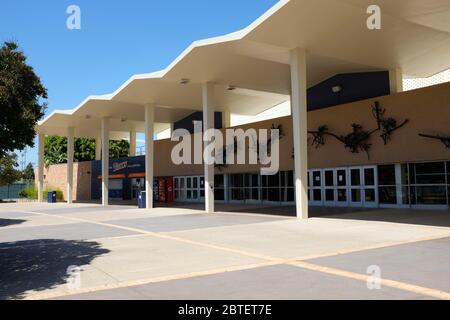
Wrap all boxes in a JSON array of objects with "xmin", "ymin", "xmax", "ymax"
[
  {"xmin": 138, "ymin": 191, "xmax": 146, "ymax": 209},
  {"xmin": 47, "ymin": 191, "xmax": 57, "ymax": 203}
]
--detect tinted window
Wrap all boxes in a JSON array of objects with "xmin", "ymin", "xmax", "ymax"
[
  {"xmin": 415, "ymin": 162, "xmax": 445, "ymax": 184},
  {"xmin": 378, "ymin": 165, "xmax": 396, "ymax": 185}
]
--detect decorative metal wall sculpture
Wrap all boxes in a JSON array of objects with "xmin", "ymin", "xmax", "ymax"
[
  {"xmin": 418, "ymin": 133, "xmax": 450, "ymax": 149},
  {"xmin": 215, "ymin": 124, "xmax": 285, "ymax": 171},
  {"xmin": 308, "ymin": 101, "xmax": 408, "ymax": 159}
]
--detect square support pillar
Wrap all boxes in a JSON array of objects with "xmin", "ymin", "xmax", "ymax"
[
  {"xmin": 222, "ymin": 111, "xmax": 231, "ymax": 129},
  {"xmin": 129, "ymin": 130, "xmax": 137, "ymax": 157},
  {"xmin": 67, "ymin": 127, "xmax": 74, "ymax": 204},
  {"xmin": 95, "ymin": 135, "xmax": 101, "ymax": 161},
  {"xmin": 37, "ymin": 134, "xmax": 45, "ymax": 203},
  {"xmin": 145, "ymin": 104, "xmax": 154, "ymax": 209},
  {"xmin": 202, "ymin": 83, "xmax": 215, "ymax": 214},
  {"xmin": 290, "ymin": 48, "xmax": 309, "ymax": 219},
  {"xmin": 389, "ymin": 68, "xmax": 403, "ymax": 94},
  {"xmin": 101, "ymin": 118, "xmax": 110, "ymax": 206}
]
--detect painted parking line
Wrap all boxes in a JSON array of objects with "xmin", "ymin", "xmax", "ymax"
[
  {"xmin": 25, "ymin": 261, "xmax": 281, "ymax": 300},
  {"xmin": 15, "ymin": 210, "xmax": 282, "ymax": 262},
  {"xmin": 12, "ymin": 209, "xmax": 450, "ymax": 300},
  {"xmin": 289, "ymin": 261, "xmax": 450, "ymax": 300},
  {"xmin": 291, "ymin": 233, "xmax": 450, "ymax": 261}
]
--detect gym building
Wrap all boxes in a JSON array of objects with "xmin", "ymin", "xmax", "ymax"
[{"xmin": 35, "ymin": 0, "xmax": 450, "ymax": 218}]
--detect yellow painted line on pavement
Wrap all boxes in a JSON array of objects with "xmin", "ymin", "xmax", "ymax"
[
  {"xmin": 18, "ymin": 210, "xmax": 282, "ymax": 262},
  {"xmin": 292, "ymin": 232, "xmax": 450, "ymax": 261},
  {"xmin": 12, "ymin": 209, "xmax": 450, "ymax": 301},
  {"xmin": 25, "ymin": 261, "xmax": 280, "ymax": 300},
  {"xmin": 290, "ymin": 261, "xmax": 450, "ymax": 300}
]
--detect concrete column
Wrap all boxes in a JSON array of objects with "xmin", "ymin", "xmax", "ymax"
[
  {"xmin": 389, "ymin": 68, "xmax": 403, "ymax": 94},
  {"xmin": 95, "ymin": 135, "xmax": 101, "ymax": 161},
  {"xmin": 290, "ymin": 48, "xmax": 309, "ymax": 219},
  {"xmin": 202, "ymin": 83, "xmax": 215, "ymax": 213},
  {"xmin": 129, "ymin": 131, "xmax": 137, "ymax": 157},
  {"xmin": 145, "ymin": 104, "xmax": 154, "ymax": 209},
  {"xmin": 37, "ymin": 134, "xmax": 45, "ymax": 203},
  {"xmin": 222, "ymin": 111, "xmax": 231, "ymax": 129},
  {"xmin": 67, "ymin": 127, "xmax": 74, "ymax": 204},
  {"xmin": 101, "ymin": 118, "xmax": 109, "ymax": 206}
]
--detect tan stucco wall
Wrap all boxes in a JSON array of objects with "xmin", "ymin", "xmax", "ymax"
[
  {"xmin": 307, "ymin": 82, "xmax": 450, "ymax": 168},
  {"xmin": 40, "ymin": 82, "xmax": 450, "ymax": 197},
  {"xmin": 154, "ymin": 82, "xmax": 450, "ymax": 173}
]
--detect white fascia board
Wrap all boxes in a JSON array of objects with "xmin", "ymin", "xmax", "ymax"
[
  {"xmin": 39, "ymin": 0, "xmax": 291, "ymax": 127},
  {"xmin": 109, "ymin": 0, "xmax": 291, "ymax": 98},
  {"xmin": 38, "ymin": 94, "xmax": 112, "ymax": 126}
]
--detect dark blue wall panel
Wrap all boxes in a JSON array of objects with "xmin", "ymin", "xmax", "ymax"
[
  {"xmin": 307, "ymin": 71, "xmax": 390, "ymax": 110},
  {"xmin": 174, "ymin": 112, "xmax": 223, "ymax": 134},
  {"xmin": 91, "ymin": 156, "xmax": 146, "ymax": 200}
]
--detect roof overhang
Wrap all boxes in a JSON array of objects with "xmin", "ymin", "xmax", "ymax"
[{"xmin": 37, "ymin": 0, "xmax": 450, "ymax": 138}]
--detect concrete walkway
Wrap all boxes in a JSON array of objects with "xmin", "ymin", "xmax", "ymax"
[{"xmin": 0, "ymin": 202, "xmax": 449, "ymax": 300}]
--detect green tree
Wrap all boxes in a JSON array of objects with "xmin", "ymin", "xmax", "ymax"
[
  {"xmin": 22, "ymin": 162, "xmax": 35, "ymax": 182},
  {"xmin": 0, "ymin": 42, "xmax": 47, "ymax": 158},
  {"xmin": 0, "ymin": 153, "xmax": 21, "ymax": 186},
  {"xmin": 44, "ymin": 136, "xmax": 130, "ymax": 166},
  {"xmin": 44, "ymin": 136, "xmax": 67, "ymax": 166},
  {"xmin": 109, "ymin": 140, "xmax": 131, "ymax": 159}
]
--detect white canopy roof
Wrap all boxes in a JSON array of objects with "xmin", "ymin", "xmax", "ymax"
[{"xmin": 37, "ymin": 0, "xmax": 450, "ymax": 138}]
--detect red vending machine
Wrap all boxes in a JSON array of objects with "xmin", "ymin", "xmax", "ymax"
[
  {"xmin": 166, "ymin": 177, "xmax": 174, "ymax": 202},
  {"xmin": 158, "ymin": 178, "xmax": 166, "ymax": 202}
]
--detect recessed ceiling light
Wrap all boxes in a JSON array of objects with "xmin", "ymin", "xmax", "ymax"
[
  {"xmin": 121, "ymin": 118, "xmax": 127, "ymax": 123},
  {"xmin": 85, "ymin": 115, "xmax": 92, "ymax": 120},
  {"xmin": 180, "ymin": 78, "xmax": 190, "ymax": 85},
  {"xmin": 227, "ymin": 85, "xmax": 236, "ymax": 91},
  {"xmin": 332, "ymin": 85, "xmax": 343, "ymax": 94}
]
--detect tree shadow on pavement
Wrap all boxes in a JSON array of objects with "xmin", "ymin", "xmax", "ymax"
[
  {"xmin": 0, "ymin": 218, "xmax": 26, "ymax": 227},
  {"xmin": 0, "ymin": 239, "xmax": 110, "ymax": 300}
]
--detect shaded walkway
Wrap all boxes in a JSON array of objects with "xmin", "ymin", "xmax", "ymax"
[{"xmin": 0, "ymin": 239, "xmax": 109, "ymax": 300}]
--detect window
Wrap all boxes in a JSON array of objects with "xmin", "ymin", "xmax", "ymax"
[
  {"xmin": 312, "ymin": 171, "xmax": 321, "ymax": 187},
  {"xmin": 244, "ymin": 174, "xmax": 260, "ymax": 202},
  {"xmin": 379, "ymin": 187, "xmax": 396, "ymax": 204},
  {"xmin": 325, "ymin": 171, "xmax": 334, "ymax": 187},
  {"xmin": 337, "ymin": 170, "xmax": 346, "ymax": 186},
  {"xmin": 313, "ymin": 189, "xmax": 322, "ymax": 202},
  {"xmin": 405, "ymin": 162, "xmax": 448, "ymax": 207},
  {"xmin": 337, "ymin": 189, "xmax": 347, "ymax": 202},
  {"xmin": 351, "ymin": 189, "xmax": 361, "ymax": 202},
  {"xmin": 416, "ymin": 186, "xmax": 447, "ymax": 205},
  {"xmin": 378, "ymin": 165, "xmax": 397, "ymax": 205},
  {"xmin": 364, "ymin": 169, "xmax": 375, "ymax": 186},
  {"xmin": 378, "ymin": 165, "xmax": 395, "ymax": 185},
  {"xmin": 215, "ymin": 175, "xmax": 225, "ymax": 201},
  {"xmin": 415, "ymin": 162, "xmax": 445, "ymax": 184},
  {"xmin": 325, "ymin": 189, "xmax": 334, "ymax": 201},
  {"xmin": 350, "ymin": 169, "xmax": 361, "ymax": 186}
]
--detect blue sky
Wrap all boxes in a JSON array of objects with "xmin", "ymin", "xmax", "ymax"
[{"xmin": 0, "ymin": 0, "xmax": 278, "ymax": 167}]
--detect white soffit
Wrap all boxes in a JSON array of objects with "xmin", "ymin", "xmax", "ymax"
[{"xmin": 38, "ymin": 0, "xmax": 450, "ymax": 135}]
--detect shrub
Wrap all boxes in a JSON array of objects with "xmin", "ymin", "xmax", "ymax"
[{"xmin": 19, "ymin": 186, "xmax": 64, "ymax": 201}]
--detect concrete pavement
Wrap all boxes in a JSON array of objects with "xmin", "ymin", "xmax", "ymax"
[{"xmin": 0, "ymin": 202, "xmax": 449, "ymax": 300}]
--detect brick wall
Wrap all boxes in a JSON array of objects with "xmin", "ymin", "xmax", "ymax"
[{"xmin": 35, "ymin": 161, "xmax": 92, "ymax": 201}]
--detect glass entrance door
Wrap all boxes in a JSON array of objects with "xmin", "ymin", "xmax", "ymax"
[
  {"xmin": 174, "ymin": 177, "xmax": 186, "ymax": 201},
  {"xmin": 336, "ymin": 168, "xmax": 349, "ymax": 207},
  {"xmin": 323, "ymin": 169, "xmax": 335, "ymax": 206},
  {"xmin": 349, "ymin": 168, "xmax": 363, "ymax": 207},
  {"xmin": 186, "ymin": 176, "xmax": 202, "ymax": 202},
  {"xmin": 349, "ymin": 166, "xmax": 378, "ymax": 208},
  {"xmin": 363, "ymin": 166, "xmax": 378, "ymax": 207},
  {"xmin": 309, "ymin": 170, "xmax": 323, "ymax": 206}
]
